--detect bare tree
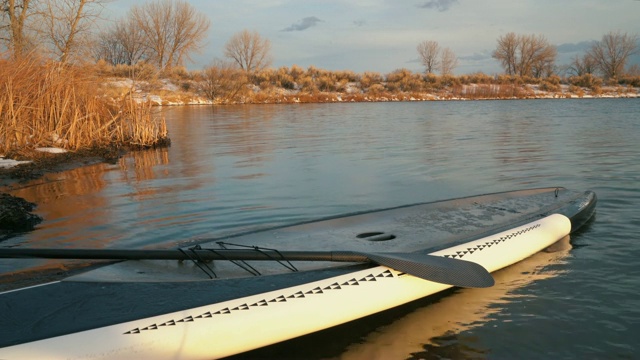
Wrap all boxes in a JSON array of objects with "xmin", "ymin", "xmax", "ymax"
[
  {"xmin": 130, "ymin": 0, "xmax": 210, "ymax": 70},
  {"xmin": 36, "ymin": 0, "xmax": 104, "ymax": 63},
  {"xmin": 417, "ymin": 40, "xmax": 440, "ymax": 74},
  {"xmin": 0, "ymin": 0, "xmax": 35, "ymax": 57},
  {"xmin": 527, "ymin": 35, "xmax": 557, "ymax": 77},
  {"xmin": 94, "ymin": 28, "xmax": 126, "ymax": 65},
  {"xmin": 440, "ymin": 47, "xmax": 458, "ymax": 75},
  {"xmin": 94, "ymin": 16, "xmax": 147, "ymax": 65},
  {"xmin": 492, "ymin": 32, "xmax": 518, "ymax": 75},
  {"xmin": 113, "ymin": 17, "xmax": 147, "ymax": 65},
  {"xmin": 224, "ymin": 29, "xmax": 272, "ymax": 73},
  {"xmin": 518, "ymin": 34, "xmax": 556, "ymax": 78},
  {"xmin": 567, "ymin": 53, "xmax": 597, "ymax": 77},
  {"xmin": 588, "ymin": 31, "xmax": 639, "ymax": 80},
  {"xmin": 493, "ymin": 33, "xmax": 556, "ymax": 77}
]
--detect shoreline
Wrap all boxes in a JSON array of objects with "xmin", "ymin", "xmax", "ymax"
[{"xmin": 110, "ymin": 79, "xmax": 639, "ymax": 106}]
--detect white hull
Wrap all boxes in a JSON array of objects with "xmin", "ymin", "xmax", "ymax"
[{"xmin": 1, "ymin": 214, "xmax": 571, "ymax": 359}]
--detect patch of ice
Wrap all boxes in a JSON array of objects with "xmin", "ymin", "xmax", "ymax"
[
  {"xmin": 0, "ymin": 158, "xmax": 32, "ymax": 168},
  {"xmin": 36, "ymin": 147, "xmax": 68, "ymax": 154}
]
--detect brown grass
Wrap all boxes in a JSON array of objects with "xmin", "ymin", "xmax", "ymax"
[{"xmin": 0, "ymin": 56, "xmax": 168, "ymax": 154}]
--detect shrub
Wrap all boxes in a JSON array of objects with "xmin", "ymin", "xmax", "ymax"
[
  {"xmin": 162, "ymin": 66, "xmax": 190, "ymax": 80},
  {"xmin": 423, "ymin": 73, "xmax": 439, "ymax": 84},
  {"xmin": 298, "ymin": 75, "xmax": 318, "ymax": 93},
  {"xmin": 495, "ymin": 75, "xmax": 524, "ymax": 86},
  {"xmin": 568, "ymin": 84, "xmax": 584, "ymax": 97},
  {"xmin": 289, "ymin": 65, "xmax": 305, "ymax": 82},
  {"xmin": 469, "ymin": 72, "xmax": 493, "ymax": 84},
  {"xmin": 546, "ymin": 75, "xmax": 561, "ymax": 85},
  {"xmin": 619, "ymin": 75, "xmax": 640, "ymax": 87},
  {"xmin": 273, "ymin": 68, "xmax": 295, "ymax": 89},
  {"xmin": 360, "ymin": 72, "xmax": 383, "ymax": 90},
  {"xmin": 367, "ymin": 83, "xmax": 386, "ymax": 94},
  {"xmin": 199, "ymin": 64, "xmax": 249, "ymax": 102},
  {"xmin": 568, "ymin": 74, "xmax": 602, "ymax": 89},
  {"xmin": 316, "ymin": 75, "xmax": 336, "ymax": 92},
  {"xmin": 539, "ymin": 80, "xmax": 561, "ymax": 92},
  {"xmin": 306, "ymin": 65, "xmax": 321, "ymax": 79},
  {"xmin": 385, "ymin": 69, "xmax": 424, "ymax": 92},
  {"xmin": 439, "ymin": 75, "xmax": 461, "ymax": 87}
]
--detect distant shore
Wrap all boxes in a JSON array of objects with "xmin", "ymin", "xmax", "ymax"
[{"xmin": 104, "ymin": 77, "xmax": 640, "ymax": 107}]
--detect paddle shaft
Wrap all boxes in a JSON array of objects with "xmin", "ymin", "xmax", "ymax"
[
  {"xmin": 0, "ymin": 248, "xmax": 370, "ymax": 262},
  {"xmin": 0, "ymin": 248, "xmax": 494, "ymax": 288}
]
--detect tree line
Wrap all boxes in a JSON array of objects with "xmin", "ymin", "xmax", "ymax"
[
  {"xmin": 0, "ymin": 0, "xmax": 210, "ymax": 68},
  {"xmin": 490, "ymin": 31, "xmax": 638, "ymax": 81},
  {"xmin": 2, "ymin": 0, "xmax": 639, "ymax": 86}
]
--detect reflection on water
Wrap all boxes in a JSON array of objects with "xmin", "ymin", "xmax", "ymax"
[
  {"xmin": 7, "ymin": 164, "xmax": 113, "ymax": 246},
  {"xmin": 339, "ymin": 237, "xmax": 572, "ymax": 360},
  {"xmin": 118, "ymin": 147, "xmax": 170, "ymax": 187}
]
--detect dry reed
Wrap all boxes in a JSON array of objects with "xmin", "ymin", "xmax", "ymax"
[{"xmin": 0, "ymin": 56, "xmax": 168, "ymax": 154}]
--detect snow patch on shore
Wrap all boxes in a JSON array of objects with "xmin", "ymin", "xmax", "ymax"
[
  {"xmin": 0, "ymin": 157, "xmax": 31, "ymax": 169},
  {"xmin": 36, "ymin": 147, "xmax": 68, "ymax": 154},
  {"xmin": 0, "ymin": 148, "xmax": 66, "ymax": 169}
]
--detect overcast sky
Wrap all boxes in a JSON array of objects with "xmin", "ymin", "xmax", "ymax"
[{"xmin": 106, "ymin": 0, "xmax": 640, "ymax": 75}]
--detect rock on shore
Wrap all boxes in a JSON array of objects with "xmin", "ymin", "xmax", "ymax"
[{"xmin": 0, "ymin": 193, "xmax": 42, "ymax": 238}]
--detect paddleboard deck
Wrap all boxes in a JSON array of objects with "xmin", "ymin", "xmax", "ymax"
[{"xmin": 0, "ymin": 187, "xmax": 596, "ymax": 359}]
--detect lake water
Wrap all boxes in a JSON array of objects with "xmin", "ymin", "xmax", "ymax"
[{"xmin": 2, "ymin": 99, "xmax": 639, "ymax": 359}]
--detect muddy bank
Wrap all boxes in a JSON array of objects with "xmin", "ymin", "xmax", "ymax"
[{"xmin": 2, "ymin": 146, "xmax": 125, "ymax": 181}]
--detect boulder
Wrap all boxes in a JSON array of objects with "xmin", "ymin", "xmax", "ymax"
[{"xmin": 0, "ymin": 193, "xmax": 43, "ymax": 236}]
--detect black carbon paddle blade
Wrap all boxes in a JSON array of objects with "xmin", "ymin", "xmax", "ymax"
[{"xmin": 360, "ymin": 252, "xmax": 495, "ymax": 288}]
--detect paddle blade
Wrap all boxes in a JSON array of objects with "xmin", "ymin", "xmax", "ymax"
[{"xmin": 361, "ymin": 252, "xmax": 495, "ymax": 288}]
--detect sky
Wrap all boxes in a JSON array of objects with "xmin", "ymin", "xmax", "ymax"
[{"xmin": 105, "ymin": 0, "xmax": 640, "ymax": 75}]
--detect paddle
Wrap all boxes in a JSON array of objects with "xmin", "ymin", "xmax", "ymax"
[{"xmin": 0, "ymin": 248, "xmax": 494, "ymax": 288}]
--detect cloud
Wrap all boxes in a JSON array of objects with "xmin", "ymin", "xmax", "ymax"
[
  {"xmin": 556, "ymin": 41, "xmax": 595, "ymax": 54},
  {"xmin": 417, "ymin": 0, "xmax": 459, "ymax": 12},
  {"xmin": 282, "ymin": 17, "xmax": 323, "ymax": 32},
  {"xmin": 459, "ymin": 52, "xmax": 493, "ymax": 62}
]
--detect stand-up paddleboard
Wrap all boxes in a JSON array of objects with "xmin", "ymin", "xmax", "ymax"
[{"xmin": 0, "ymin": 187, "xmax": 596, "ymax": 359}]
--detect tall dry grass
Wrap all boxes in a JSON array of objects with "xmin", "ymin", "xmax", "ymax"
[{"xmin": 0, "ymin": 56, "xmax": 168, "ymax": 154}]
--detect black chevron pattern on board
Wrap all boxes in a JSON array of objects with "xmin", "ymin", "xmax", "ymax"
[
  {"xmin": 123, "ymin": 267, "xmax": 398, "ymax": 335},
  {"xmin": 305, "ymin": 287, "xmax": 323, "ymax": 295},
  {"xmin": 442, "ymin": 223, "xmax": 541, "ymax": 260}
]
